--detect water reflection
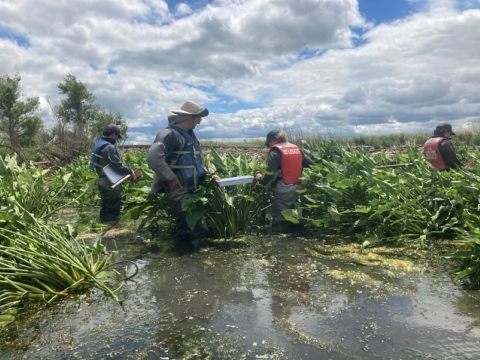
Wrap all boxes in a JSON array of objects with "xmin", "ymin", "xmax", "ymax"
[
  {"xmin": 144, "ymin": 251, "xmax": 253, "ymax": 357},
  {"xmin": 2, "ymin": 235, "xmax": 480, "ymax": 359}
]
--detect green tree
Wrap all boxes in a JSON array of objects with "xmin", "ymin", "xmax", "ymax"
[
  {"xmin": 90, "ymin": 111, "xmax": 128, "ymax": 142},
  {"xmin": 54, "ymin": 74, "xmax": 99, "ymax": 140},
  {"xmin": 0, "ymin": 74, "xmax": 43, "ymax": 162},
  {"xmin": 51, "ymin": 74, "xmax": 128, "ymax": 162}
]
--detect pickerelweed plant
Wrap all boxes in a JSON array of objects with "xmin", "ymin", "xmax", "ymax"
[
  {"xmin": 59, "ymin": 153, "xmax": 152, "ymax": 209},
  {"xmin": 123, "ymin": 148, "xmax": 272, "ymax": 240},
  {"xmin": 0, "ymin": 154, "xmax": 96, "ymax": 219},
  {"xmin": 279, "ymin": 141, "xmax": 480, "ymax": 287},
  {"xmin": 289, "ymin": 142, "xmax": 480, "ymax": 246},
  {"xmin": 182, "ymin": 148, "xmax": 272, "ymax": 239}
]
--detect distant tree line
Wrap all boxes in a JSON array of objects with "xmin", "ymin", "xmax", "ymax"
[{"xmin": 0, "ymin": 73, "xmax": 128, "ymax": 165}]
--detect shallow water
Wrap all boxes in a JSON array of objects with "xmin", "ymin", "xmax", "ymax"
[{"xmin": 1, "ymin": 228, "xmax": 480, "ymax": 360}]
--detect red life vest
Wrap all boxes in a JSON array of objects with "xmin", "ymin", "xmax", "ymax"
[
  {"xmin": 269, "ymin": 142, "xmax": 303, "ymax": 184},
  {"xmin": 423, "ymin": 137, "xmax": 447, "ymax": 170}
]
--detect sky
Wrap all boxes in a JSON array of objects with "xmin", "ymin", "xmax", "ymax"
[{"xmin": 1, "ymin": 0, "xmax": 480, "ymax": 144}]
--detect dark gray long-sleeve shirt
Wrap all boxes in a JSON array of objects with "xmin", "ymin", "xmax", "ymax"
[
  {"xmin": 437, "ymin": 138, "xmax": 462, "ymax": 170},
  {"xmin": 95, "ymin": 138, "xmax": 132, "ymax": 177}
]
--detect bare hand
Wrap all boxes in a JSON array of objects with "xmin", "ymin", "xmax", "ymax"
[
  {"xmin": 255, "ymin": 172, "xmax": 263, "ymax": 181},
  {"xmin": 212, "ymin": 174, "xmax": 221, "ymax": 183},
  {"xmin": 168, "ymin": 178, "xmax": 182, "ymax": 190}
]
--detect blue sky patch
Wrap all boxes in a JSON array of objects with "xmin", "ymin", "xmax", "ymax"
[
  {"xmin": 108, "ymin": 68, "xmax": 117, "ymax": 75},
  {"xmin": 298, "ymin": 48, "xmax": 327, "ymax": 61},
  {"xmin": 358, "ymin": 0, "xmax": 413, "ymax": 24},
  {"xmin": 352, "ymin": 35, "xmax": 369, "ymax": 48},
  {"xmin": 457, "ymin": 1, "xmax": 480, "ymax": 11},
  {"xmin": 0, "ymin": 27, "xmax": 30, "ymax": 48},
  {"xmin": 165, "ymin": 0, "xmax": 211, "ymax": 13},
  {"xmin": 89, "ymin": 63, "xmax": 99, "ymax": 71}
]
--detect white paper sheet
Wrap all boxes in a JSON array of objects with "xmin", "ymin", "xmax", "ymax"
[{"xmin": 217, "ymin": 175, "xmax": 254, "ymax": 187}]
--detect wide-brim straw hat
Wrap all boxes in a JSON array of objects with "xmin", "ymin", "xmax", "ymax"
[{"xmin": 171, "ymin": 101, "xmax": 209, "ymax": 117}]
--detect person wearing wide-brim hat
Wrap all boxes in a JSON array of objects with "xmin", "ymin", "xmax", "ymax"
[
  {"xmin": 423, "ymin": 123, "xmax": 462, "ymax": 171},
  {"xmin": 90, "ymin": 124, "xmax": 137, "ymax": 224},
  {"xmin": 148, "ymin": 101, "xmax": 220, "ymax": 253},
  {"xmin": 255, "ymin": 130, "xmax": 314, "ymax": 234}
]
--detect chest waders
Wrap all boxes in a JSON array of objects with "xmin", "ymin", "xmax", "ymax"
[{"xmin": 90, "ymin": 139, "xmax": 123, "ymax": 223}]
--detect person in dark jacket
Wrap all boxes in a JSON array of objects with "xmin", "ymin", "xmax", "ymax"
[
  {"xmin": 255, "ymin": 130, "xmax": 313, "ymax": 234},
  {"xmin": 423, "ymin": 123, "xmax": 462, "ymax": 171},
  {"xmin": 147, "ymin": 101, "xmax": 220, "ymax": 252},
  {"xmin": 90, "ymin": 124, "xmax": 136, "ymax": 223}
]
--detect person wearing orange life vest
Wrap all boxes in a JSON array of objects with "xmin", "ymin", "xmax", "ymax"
[
  {"xmin": 255, "ymin": 130, "xmax": 314, "ymax": 234},
  {"xmin": 423, "ymin": 123, "xmax": 462, "ymax": 171}
]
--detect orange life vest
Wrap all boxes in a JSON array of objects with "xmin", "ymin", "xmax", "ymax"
[
  {"xmin": 423, "ymin": 137, "xmax": 447, "ymax": 170},
  {"xmin": 269, "ymin": 142, "xmax": 303, "ymax": 184}
]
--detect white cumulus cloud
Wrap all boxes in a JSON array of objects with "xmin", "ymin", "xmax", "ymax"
[{"xmin": 0, "ymin": 0, "xmax": 479, "ymax": 143}]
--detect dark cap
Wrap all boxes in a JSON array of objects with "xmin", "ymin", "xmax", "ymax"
[
  {"xmin": 103, "ymin": 124, "xmax": 123, "ymax": 138},
  {"xmin": 265, "ymin": 129, "xmax": 280, "ymax": 146},
  {"xmin": 435, "ymin": 123, "xmax": 456, "ymax": 135}
]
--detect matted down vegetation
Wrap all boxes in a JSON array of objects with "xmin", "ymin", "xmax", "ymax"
[
  {"xmin": 0, "ymin": 207, "xmax": 137, "ymax": 311},
  {"xmin": 0, "ymin": 155, "xmax": 138, "ymax": 321}
]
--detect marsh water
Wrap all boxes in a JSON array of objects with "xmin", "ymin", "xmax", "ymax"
[{"xmin": 1, "ymin": 223, "xmax": 480, "ymax": 360}]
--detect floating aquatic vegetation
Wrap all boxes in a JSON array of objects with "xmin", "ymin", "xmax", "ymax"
[{"xmin": 0, "ymin": 201, "xmax": 138, "ymax": 315}]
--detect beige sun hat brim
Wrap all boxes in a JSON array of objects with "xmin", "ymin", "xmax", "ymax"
[
  {"xmin": 171, "ymin": 108, "xmax": 209, "ymax": 117},
  {"xmin": 170, "ymin": 100, "xmax": 209, "ymax": 117}
]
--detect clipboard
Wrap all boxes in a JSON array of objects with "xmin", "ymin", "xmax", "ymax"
[
  {"xmin": 102, "ymin": 165, "xmax": 143, "ymax": 188},
  {"xmin": 111, "ymin": 168, "xmax": 143, "ymax": 188},
  {"xmin": 103, "ymin": 164, "xmax": 126, "ymax": 184}
]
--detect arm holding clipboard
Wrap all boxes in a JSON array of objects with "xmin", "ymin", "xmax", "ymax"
[{"xmin": 106, "ymin": 166, "xmax": 143, "ymax": 189}]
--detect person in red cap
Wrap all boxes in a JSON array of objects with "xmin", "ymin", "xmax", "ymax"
[
  {"xmin": 423, "ymin": 123, "xmax": 462, "ymax": 171},
  {"xmin": 90, "ymin": 124, "xmax": 136, "ymax": 224},
  {"xmin": 255, "ymin": 130, "xmax": 313, "ymax": 234}
]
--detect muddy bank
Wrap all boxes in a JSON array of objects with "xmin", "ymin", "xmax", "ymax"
[{"xmin": 1, "ymin": 223, "xmax": 480, "ymax": 360}]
